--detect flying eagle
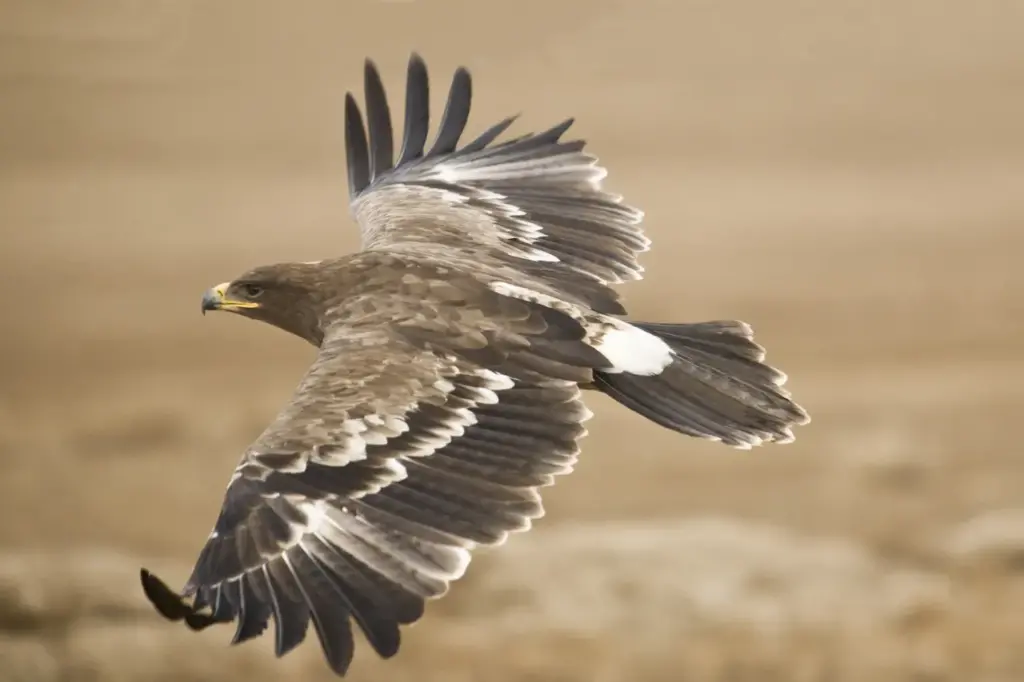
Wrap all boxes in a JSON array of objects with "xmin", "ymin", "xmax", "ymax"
[{"xmin": 140, "ymin": 53, "xmax": 810, "ymax": 676}]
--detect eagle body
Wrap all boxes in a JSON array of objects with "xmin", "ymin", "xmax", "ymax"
[{"xmin": 141, "ymin": 54, "xmax": 811, "ymax": 676}]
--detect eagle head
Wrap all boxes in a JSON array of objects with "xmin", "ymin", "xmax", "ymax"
[{"xmin": 201, "ymin": 262, "xmax": 328, "ymax": 345}]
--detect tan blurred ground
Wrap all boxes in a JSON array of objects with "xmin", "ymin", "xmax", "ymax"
[{"xmin": 1, "ymin": 1, "xmax": 1023, "ymax": 680}]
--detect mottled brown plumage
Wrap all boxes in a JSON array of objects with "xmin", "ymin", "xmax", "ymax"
[{"xmin": 142, "ymin": 53, "xmax": 811, "ymax": 677}]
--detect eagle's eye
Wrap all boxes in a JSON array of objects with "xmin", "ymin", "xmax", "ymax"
[{"xmin": 240, "ymin": 283, "xmax": 264, "ymax": 299}]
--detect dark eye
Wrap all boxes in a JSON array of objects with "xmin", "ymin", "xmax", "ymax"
[{"xmin": 240, "ymin": 284, "xmax": 264, "ymax": 298}]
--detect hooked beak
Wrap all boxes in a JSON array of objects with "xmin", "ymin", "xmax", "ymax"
[{"xmin": 201, "ymin": 282, "xmax": 259, "ymax": 315}]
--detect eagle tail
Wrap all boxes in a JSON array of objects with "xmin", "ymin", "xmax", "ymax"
[{"xmin": 592, "ymin": 320, "xmax": 810, "ymax": 448}]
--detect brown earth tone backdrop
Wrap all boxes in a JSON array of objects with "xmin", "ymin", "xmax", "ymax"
[{"xmin": 1, "ymin": 1, "xmax": 1023, "ymax": 681}]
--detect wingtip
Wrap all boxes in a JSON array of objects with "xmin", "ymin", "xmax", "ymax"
[
  {"xmin": 363, "ymin": 57, "xmax": 381, "ymax": 82},
  {"xmin": 140, "ymin": 566, "xmax": 224, "ymax": 633},
  {"xmin": 405, "ymin": 52, "xmax": 428, "ymax": 84},
  {"xmin": 363, "ymin": 59, "xmax": 384, "ymax": 99},
  {"xmin": 343, "ymin": 91, "xmax": 360, "ymax": 116},
  {"xmin": 140, "ymin": 567, "xmax": 186, "ymax": 621},
  {"xmin": 398, "ymin": 51, "xmax": 432, "ymax": 165},
  {"xmin": 407, "ymin": 51, "xmax": 426, "ymax": 69}
]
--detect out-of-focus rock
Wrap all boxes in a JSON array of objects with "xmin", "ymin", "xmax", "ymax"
[
  {"xmin": 943, "ymin": 509, "xmax": 1024, "ymax": 572},
  {"xmin": 444, "ymin": 517, "xmax": 950, "ymax": 643},
  {"xmin": 829, "ymin": 422, "xmax": 935, "ymax": 490},
  {"xmin": 60, "ymin": 622, "xmax": 321, "ymax": 682},
  {"xmin": 0, "ymin": 523, "xmax": 967, "ymax": 682},
  {"xmin": 0, "ymin": 549, "xmax": 181, "ymax": 633},
  {"xmin": 0, "ymin": 637, "xmax": 60, "ymax": 682}
]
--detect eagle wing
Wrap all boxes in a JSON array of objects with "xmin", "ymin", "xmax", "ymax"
[
  {"xmin": 141, "ymin": 261, "xmax": 601, "ymax": 676},
  {"xmin": 344, "ymin": 54, "xmax": 649, "ymax": 305}
]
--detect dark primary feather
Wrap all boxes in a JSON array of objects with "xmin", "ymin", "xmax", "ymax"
[
  {"xmin": 461, "ymin": 114, "xmax": 518, "ymax": 153},
  {"xmin": 344, "ymin": 94, "xmax": 370, "ymax": 198},
  {"xmin": 427, "ymin": 66, "xmax": 471, "ymax": 158},
  {"xmin": 397, "ymin": 55, "xmax": 429, "ymax": 166},
  {"xmin": 363, "ymin": 59, "xmax": 395, "ymax": 180}
]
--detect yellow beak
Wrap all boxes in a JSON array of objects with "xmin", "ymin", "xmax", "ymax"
[{"xmin": 201, "ymin": 282, "xmax": 260, "ymax": 314}]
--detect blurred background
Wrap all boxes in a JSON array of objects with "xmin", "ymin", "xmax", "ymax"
[{"xmin": 1, "ymin": 1, "xmax": 1023, "ymax": 680}]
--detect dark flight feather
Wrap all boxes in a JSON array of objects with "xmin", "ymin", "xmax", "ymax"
[
  {"xmin": 344, "ymin": 94, "xmax": 370, "ymax": 198},
  {"xmin": 363, "ymin": 59, "xmax": 395, "ymax": 181},
  {"xmin": 344, "ymin": 53, "xmax": 649, "ymax": 306},
  {"xmin": 426, "ymin": 66, "xmax": 472, "ymax": 158},
  {"xmin": 397, "ymin": 54, "xmax": 429, "ymax": 166}
]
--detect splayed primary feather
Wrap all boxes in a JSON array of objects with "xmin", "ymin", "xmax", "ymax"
[{"xmin": 345, "ymin": 54, "xmax": 650, "ymax": 290}]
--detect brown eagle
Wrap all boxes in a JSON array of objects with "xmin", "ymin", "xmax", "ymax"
[{"xmin": 140, "ymin": 53, "xmax": 810, "ymax": 676}]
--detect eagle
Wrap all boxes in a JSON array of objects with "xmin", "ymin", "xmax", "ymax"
[{"xmin": 140, "ymin": 53, "xmax": 810, "ymax": 676}]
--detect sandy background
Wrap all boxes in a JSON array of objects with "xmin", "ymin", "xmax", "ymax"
[{"xmin": 1, "ymin": 1, "xmax": 1023, "ymax": 680}]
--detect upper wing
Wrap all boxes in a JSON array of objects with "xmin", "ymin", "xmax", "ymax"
[
  {"xmin": 141, "ymin": 262, "xmax": 602, "ymax": 676},
  {"xmin": 344, "ymin": 53, "xmax": 650, "ymax": 291}
]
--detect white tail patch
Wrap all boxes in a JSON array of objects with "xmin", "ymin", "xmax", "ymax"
[
  {"xmin": 594, "ymin": 321, "xmax": 674, "ymax": 376},
  {"xmin": 488, "ymin": 281, "xmax": 674, "ymax": 376}
]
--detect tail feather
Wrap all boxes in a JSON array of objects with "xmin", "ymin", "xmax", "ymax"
[
  {"xmin": 636, "ymin": 321, "xmax": 788, "ymax": 387},
  {"xmin": 594, "ymin": 321, "xmax": 809, "ymax": 449}
]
